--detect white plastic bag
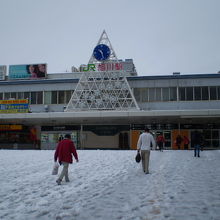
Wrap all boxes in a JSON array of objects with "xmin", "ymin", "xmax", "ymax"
[{"xmin": 52, "ymin": 162, "xmax": 59, "ymax": 175}]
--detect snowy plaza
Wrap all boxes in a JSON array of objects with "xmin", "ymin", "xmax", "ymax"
[{"xmin": 0, "ymin": 149, "xmax": 220, "ymax": 220}]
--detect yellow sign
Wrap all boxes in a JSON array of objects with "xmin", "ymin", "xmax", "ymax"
[
  {"xmin": 0, "ymin": 99, "xmax": 29, "ymax": 113},
  {"xmin": 0, "ymin": 125, "xmax": 23, "ymax": 131}
]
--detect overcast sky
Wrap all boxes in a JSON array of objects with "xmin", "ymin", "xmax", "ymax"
[{"xmin": 0, "ymin": 0, "xmax": 219, "ymax": 76}]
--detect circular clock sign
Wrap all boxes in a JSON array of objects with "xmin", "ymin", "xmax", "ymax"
[{"xmin": 93, "ymin": 44, "xmax": 111, "ymax": 61}]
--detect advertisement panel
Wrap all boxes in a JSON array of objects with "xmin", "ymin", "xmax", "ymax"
[
  {"xmin": 0, "ymin": 65, "xmax": 7, "ymax": 80},
  {"xmin": 0, "ymin": 99, "xmax": 29, "ymax": 113},
  {"xmin": 9, "ymin": 64, "xmax": 47, "ymax": 80}
]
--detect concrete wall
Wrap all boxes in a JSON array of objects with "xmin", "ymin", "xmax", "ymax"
[{"xmin": 83, "ymin": 131, "xmax": 119, "ymax": 149}]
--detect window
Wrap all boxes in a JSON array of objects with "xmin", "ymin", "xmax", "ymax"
[
  {"xmin": 162, "ymin": 88, "xmax": 169, "ymax": 101},
  {"xmin": 52, "ymin": 91, "xmax": 58, "ymax": 104},
  {"xmin": 24, "ymin": 92, "xmax": 30, "ymax": 100},
  {"xmin": 17, "ymin": 92, "xmax": 24, "ymax": 99},
  {"xmin": 179, "ymin": 88, "xmax": 186, "ymax": 101},
  {"xmin": 66, "ymin": 90, "xmax": 72, "ymax": 103},
  {"xmin": 0, "ymin": 93, "xmax": 3, "ymax": 100},
  {"xmin": 4, "ymin": 92, "xmax": 10, "ymax": 100},
  {"xmin": 201, "ymin": 87, "xmax": 208, "ymax": 100},
  {"xmin": 141, "ymin": 88, "xmax": 148, "ymax": 102},
  {"xmin": 31, "ymin": 92, "xmax": 37, "ymax": 104},
  {"xmin": 133, "ymin": 88, "xmax": 141, "ymax": 102},
  {"xmin": 186, "ymin": 87, "xmax": 193, "ymax": 101},
  {"xmin": 194, "ymin": 87, "xmax": 201, "ymax": 100},
  {"xmin": 11, "ymin": 92, "xmax": 17, "ymax": 99},
  {"xmin": 155, "ymin": 88, "xmax": 161, "ymax": 101},
  {"xmin": 210, "ymin": 87, "xmax": 217, "ymax": 100},
  {"xmin": 36, "ymin": 92, "xmax": 43, "ymax": 104},
  {"xmin": 149, "ymin": 88, "xmax": 155, "ymax": 102},
  {"xmin": 170, "ymin": 87, "xmax": 177, "ymax": 101},
  {"xmin": 58, "ymin": 91, "xmax": 65, "ymax": 104},
  {"xmin": 44, "ymin": 91, "xmax": 51, "ymax": 104},
  {"xmin": 218, "ymin": 87, "xmax": 220, "ymax": 100}
]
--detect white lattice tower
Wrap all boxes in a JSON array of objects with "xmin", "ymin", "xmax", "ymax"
[
  {"xmin": 65, "ymin": 30, "xmax": 139, "ymax": 112},
  {"xmin": 65, "ymin": 70, "xmax": 139, "ymax": 111}
]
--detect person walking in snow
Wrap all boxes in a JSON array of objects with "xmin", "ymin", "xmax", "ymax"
[
  {"xmin": 54, "ymin": 134, "xmax": 78, "ymax": 185},
  {"xmin": 175, "ymin": 134, "xmax": 183, "ymax": 149},
  {"xmin": 192, "ymin": 131, "xmax": 203, "ymax": 157},
  {"xmin": 183, "ymin": 136, "xmax": 190, "ymax": 150},
  {"xmin": 137, "ymin": 128, "xmax": 156, "ymax": 174},
  {"xmin": 156, "ymin": 133, "xmax": 165, "ymax": 151}
]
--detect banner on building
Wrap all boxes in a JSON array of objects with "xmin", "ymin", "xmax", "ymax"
[
  {"xmin": 0, "ymin": 99, "xmax": 29, "ymax": 113},
  {"xmin": 0, "ymin": 124, "xmax": 23, "ymax": 131},
  {"xmin": 9, "ymin": 64, "xmax": 47, "ymax": 80},
  {"xmin": 0, "ymin": 65, "xmax": 7, "ymax": 80}
]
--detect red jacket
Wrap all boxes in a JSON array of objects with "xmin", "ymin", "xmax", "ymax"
[{"xmin": 54, "ymin": 138, "xmax": 78, "ymax": 164}]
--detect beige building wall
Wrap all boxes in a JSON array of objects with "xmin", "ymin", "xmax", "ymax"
[{"xmin": 83, "ymin": 131, "xmax": 119, "ymax": 149}]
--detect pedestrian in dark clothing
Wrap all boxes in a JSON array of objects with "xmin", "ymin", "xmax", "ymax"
[
  {"xmin": 156, "ymin": 134, "xmax": 165, "ymax": 151},
  {"xmin": 54, "ymin": 134, "xmax": 78, "ymax": 185},
  {"xmin": 175, "ymin": 135, "xmax": 183, "ymax": 149},
  {"xmin": 183, "ymin": 136, "xmax": 190, "ymax": 150},
  {"xmin": 193, "ymin": 131, "xmax": 202, "ymax": 157}
]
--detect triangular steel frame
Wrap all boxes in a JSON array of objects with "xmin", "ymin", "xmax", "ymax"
[
  {"xmin": 88, "ymin": 30, "xmax": 118, "ymax": 64},
  {"xmin": 65, "ymin": 30, "xmax": 139, "ymax": 112}
]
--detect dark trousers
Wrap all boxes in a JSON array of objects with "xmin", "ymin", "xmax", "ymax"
[
  {"xmin": 194, "ymin": 145, "xmax": 200, "ymax": 157},
  {"xmin": 158, "ymin": 142, "xmax": 163, "ymax": 151}
]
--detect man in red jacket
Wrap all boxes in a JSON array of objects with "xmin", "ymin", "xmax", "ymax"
[{"xmin": 54, "ymin": 134, "xmax": 78, "ymax": 185}]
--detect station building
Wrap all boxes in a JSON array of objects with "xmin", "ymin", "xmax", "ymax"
[{"xmin": 0, "ymin": 32, "xmax": 220, "ymax": 150}]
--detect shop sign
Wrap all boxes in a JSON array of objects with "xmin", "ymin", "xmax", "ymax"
[
  {"xmin": 0, "ymin": 99, "xmax": 29, "ymax": 113},
  {"xmin": 41, "ymin": 125, "xmax": 80, "ymax": 131},
  {"xmin": 0, "ymin": 125, "xmax": 23, "ymax": 131}
]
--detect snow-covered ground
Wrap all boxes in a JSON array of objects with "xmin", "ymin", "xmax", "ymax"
[{"xmin": 0, "ymin": 149, "xmax": 220, "ymax": 220}]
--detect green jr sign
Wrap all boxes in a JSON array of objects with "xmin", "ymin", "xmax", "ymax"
[{"xmin": 82, "ymin": 64, "xmax": 96, "ymax": 72}]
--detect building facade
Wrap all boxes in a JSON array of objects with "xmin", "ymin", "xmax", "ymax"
[
  {"xmin": 0, "ymin": 31, "xmax": 220, "ymax": 150},
  {"xmin": 0, "ymin": 71, "xmax": 220, "ymax": 150}
]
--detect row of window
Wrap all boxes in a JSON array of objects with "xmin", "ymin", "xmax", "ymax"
[
  {"xmin": 133, "ymin": 86, "xmax": 220, "ymax": 102},
  {"xmin": 0, "ymin": 90, "xmax": 73, "ymax": 105},
  {"xmin": 1, "ymin": 86, "xmax": 220, "ymax": 104}
]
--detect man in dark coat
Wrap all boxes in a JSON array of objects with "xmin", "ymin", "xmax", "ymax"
[
  {"xmin": 192, "ymin": 131, "xmax": 203, "ymax": 157},
  {"xmin": 54, "ymin": 134, "xmax": 78, "ymax": 185}
]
